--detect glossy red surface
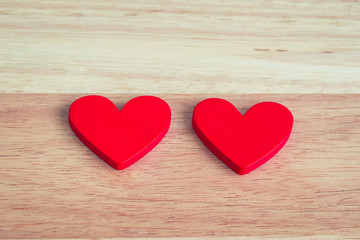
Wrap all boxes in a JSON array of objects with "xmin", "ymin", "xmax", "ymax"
[
  {"xmin": 193, "ymin": 98, "xmax": 293, "ymax": 175},
  {"xmin": 69, "ymin": 95, "xmax": 171, "ymax": 170}
]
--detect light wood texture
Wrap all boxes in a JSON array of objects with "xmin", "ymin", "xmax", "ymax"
[
  {"xmin": 1, "ymin": 94, "xmax": 360, "ymax": 239},
  {"xmin": 1, "ymin": 0, "xmax": 360, "ymax": 94}
]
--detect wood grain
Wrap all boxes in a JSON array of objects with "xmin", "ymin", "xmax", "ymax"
[
  {"xmin": 1, "ymin": 0, "xmax": 360, "ymax": 94},
  {"xmin": 1, "ymin": 94, "xmax": 359, "ymax": 239}
]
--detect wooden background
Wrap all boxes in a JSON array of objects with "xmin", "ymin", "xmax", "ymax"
[{"xmin": 1, "ymin": 0, "xmax": 360, "ymax": 239}]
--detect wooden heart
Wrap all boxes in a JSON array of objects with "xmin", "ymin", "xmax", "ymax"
[
  {"xmin": 69, "ymin": 95, "xmax": 171, "ymax": 170},
  {"xmin": 193, "ymin": 98, "xmax": 293, "ymax": 175}
]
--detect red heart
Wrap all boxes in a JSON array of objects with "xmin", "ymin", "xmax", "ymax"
[
  {"xmin": 193, "ymin": 99, "xmax": 293, "ymax": 175},
  {"xmin": 69, "ymin": 95, "xmax": 171, "ymax": 170}
]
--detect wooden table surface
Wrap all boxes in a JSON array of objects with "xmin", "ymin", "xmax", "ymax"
[{"xmin": 1, "ymin": 1, "xmax": 360, "ymax": 239}]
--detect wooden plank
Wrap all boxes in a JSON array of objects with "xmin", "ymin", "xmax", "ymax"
[
  {"xmin": 0, "ymin": 94, "xmax": 359, "ymax": 239},
  {"xmin": 1, "ymin": 0, "xmax": 360, "ymax": 94}
]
